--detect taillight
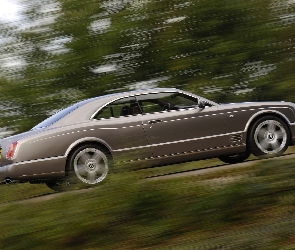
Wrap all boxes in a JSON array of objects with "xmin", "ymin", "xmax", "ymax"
[{"xmin": 6, "ymin": 142, "xmax": 18, "ymax": 160}]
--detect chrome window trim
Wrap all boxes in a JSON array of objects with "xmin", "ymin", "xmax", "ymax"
[{"xmin": 90, "ymin": 90, "xmax": 219, "ymax": 120}]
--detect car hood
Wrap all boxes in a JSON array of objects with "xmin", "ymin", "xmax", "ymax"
[
  {"xmin": 220, "ymin": 101, "xmax": 295, "ymax": 109},
  {"xmin": 217, "ymin": 101, "xmax": 295, "ymax": 122}
]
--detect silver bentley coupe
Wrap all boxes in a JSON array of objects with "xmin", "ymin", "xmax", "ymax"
[{"xmin": 0, "ymin": 88, "xmax": 295, "ymax": 191}]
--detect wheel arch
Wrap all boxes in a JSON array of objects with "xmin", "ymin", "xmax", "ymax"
[
  {"xmin": 64, "ymin": 137, "xmax": 113, "ymax": 164},
  {"xmin": 245, "ymin": 111, "xmax": 292, "ymax": 146}
]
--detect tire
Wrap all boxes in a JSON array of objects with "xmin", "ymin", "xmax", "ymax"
[
  {"xmin": 248, "ymin": 116, "xmax": 290, "ymax": 159},
  {"xmin": 46, "ymin": 179, "xmax": 68, "ymax": 192},
  {"xmin": 218, "ymin": 151, "xmax": 251, "ymax": 164},
  {"xmin": 46, "ymin": 144, "xmax": 112, "ymax": 192}
]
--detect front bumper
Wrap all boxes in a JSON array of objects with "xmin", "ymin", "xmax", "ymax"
[{"xmin": 290, "ymin": 123, "xmax": 295, "ymax": 145}]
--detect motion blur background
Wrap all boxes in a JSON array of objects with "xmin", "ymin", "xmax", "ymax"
[
  {"xmin": 1, "ymin": 2, "xmax": 295, "ymax": 249},
  {"xmin": 0, "ymin": 0, "xmax": 294, "ymax": 135}
]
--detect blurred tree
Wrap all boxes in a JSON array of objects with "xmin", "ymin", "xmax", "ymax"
[
  {"xmin": 128, "ymin": 0, "xmax": 295, "ymax": 103},
  {"xmin": 0, "ymin": 0, "xmax": 294, "ymax": 134},
  {"xmin": 248, "ymin": 1, "xmax": 295, "ymax": 101}
]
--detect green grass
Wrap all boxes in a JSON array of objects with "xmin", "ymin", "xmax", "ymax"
[{"xmin": 1, "ymin": 155, "xmax": 295, "ymax": 249}]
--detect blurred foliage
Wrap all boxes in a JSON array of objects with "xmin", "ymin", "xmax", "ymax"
[
  {"xmin": 0, "ymin": 0, "xmax": 295, "ymax": 133},
  {"xmin": 1, "ymin": 158, "xmax": 295, "ymax": 249},
  {"xmin": 1, "ymin": 2, "xmax": 295, "ymax": 248}
]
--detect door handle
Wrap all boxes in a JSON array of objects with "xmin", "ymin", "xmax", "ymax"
[{"xmin": 148, "ymin": 119, "xmax": 163, "ymax": 124}]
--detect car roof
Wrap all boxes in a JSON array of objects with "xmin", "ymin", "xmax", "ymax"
[
  {"xmin": 37, "ymin": 88, "xmax": 182, "ymax": 129},
  {"xmin": 89, "ymin": 87, "xmax": 179, "ymax": 102},
  {"xmin": 73, "ymin": 87, "xmax": 183, "ymax": 118}
]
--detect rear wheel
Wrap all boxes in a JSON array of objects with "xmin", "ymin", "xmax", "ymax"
[
  {"xmin": 248, "ymin": 116, "xmax": 290, "ymax": 158},
  {"xmin": 46, "ymin": 144, "xmax": 112, "ymax": 192}
]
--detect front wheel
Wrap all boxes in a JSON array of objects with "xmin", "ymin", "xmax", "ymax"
[
  {"xmin": 218, "ymin": 151, "xmax": 251, "ymax": 164},
  {"xmin": 248, "ymin": 116, "xmax": 290, "ymax": 159}
]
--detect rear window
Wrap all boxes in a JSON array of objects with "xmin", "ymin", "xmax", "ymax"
[{"xmin": 33, "ymin": 98, "xmax": 93, "ymax": 129}]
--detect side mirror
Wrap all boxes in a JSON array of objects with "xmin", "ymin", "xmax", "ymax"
[{"xmin": 198, "ymin": 100, "xmax": 206, "ymax": 109}]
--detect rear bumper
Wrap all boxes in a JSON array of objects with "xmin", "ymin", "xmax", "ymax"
[
  {"xmin": 0, "ymin": 165, "xmax": 12, "ymax": 184},
  {"xmin": 0, "ymin": 156, "xmax": 66, "ymax": 183}
]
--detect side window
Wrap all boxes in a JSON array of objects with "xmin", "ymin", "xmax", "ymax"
[
  {"xmin": 140, "ymin": 100, "xmax": 164, "ymax": 113},
  {"xmin": 136, "ymin": 92, "xmax": 199, "ymax": 114},
  {"xmin": 94, "ymin": 97, "xmax": 142, "ymax": 119},
  {"xmin": 166, "ymin": 93, "xmax": 199, "ymax": 108}
]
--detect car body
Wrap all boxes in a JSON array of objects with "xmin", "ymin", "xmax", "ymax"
[{"xmin": 1, "ymin": 88, "xmax": 295, "ymax": 190}]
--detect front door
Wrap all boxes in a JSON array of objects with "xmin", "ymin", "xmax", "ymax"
[{"xmin": 136, "ymin": 91, "xmax": 226, "ymax": 158}]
